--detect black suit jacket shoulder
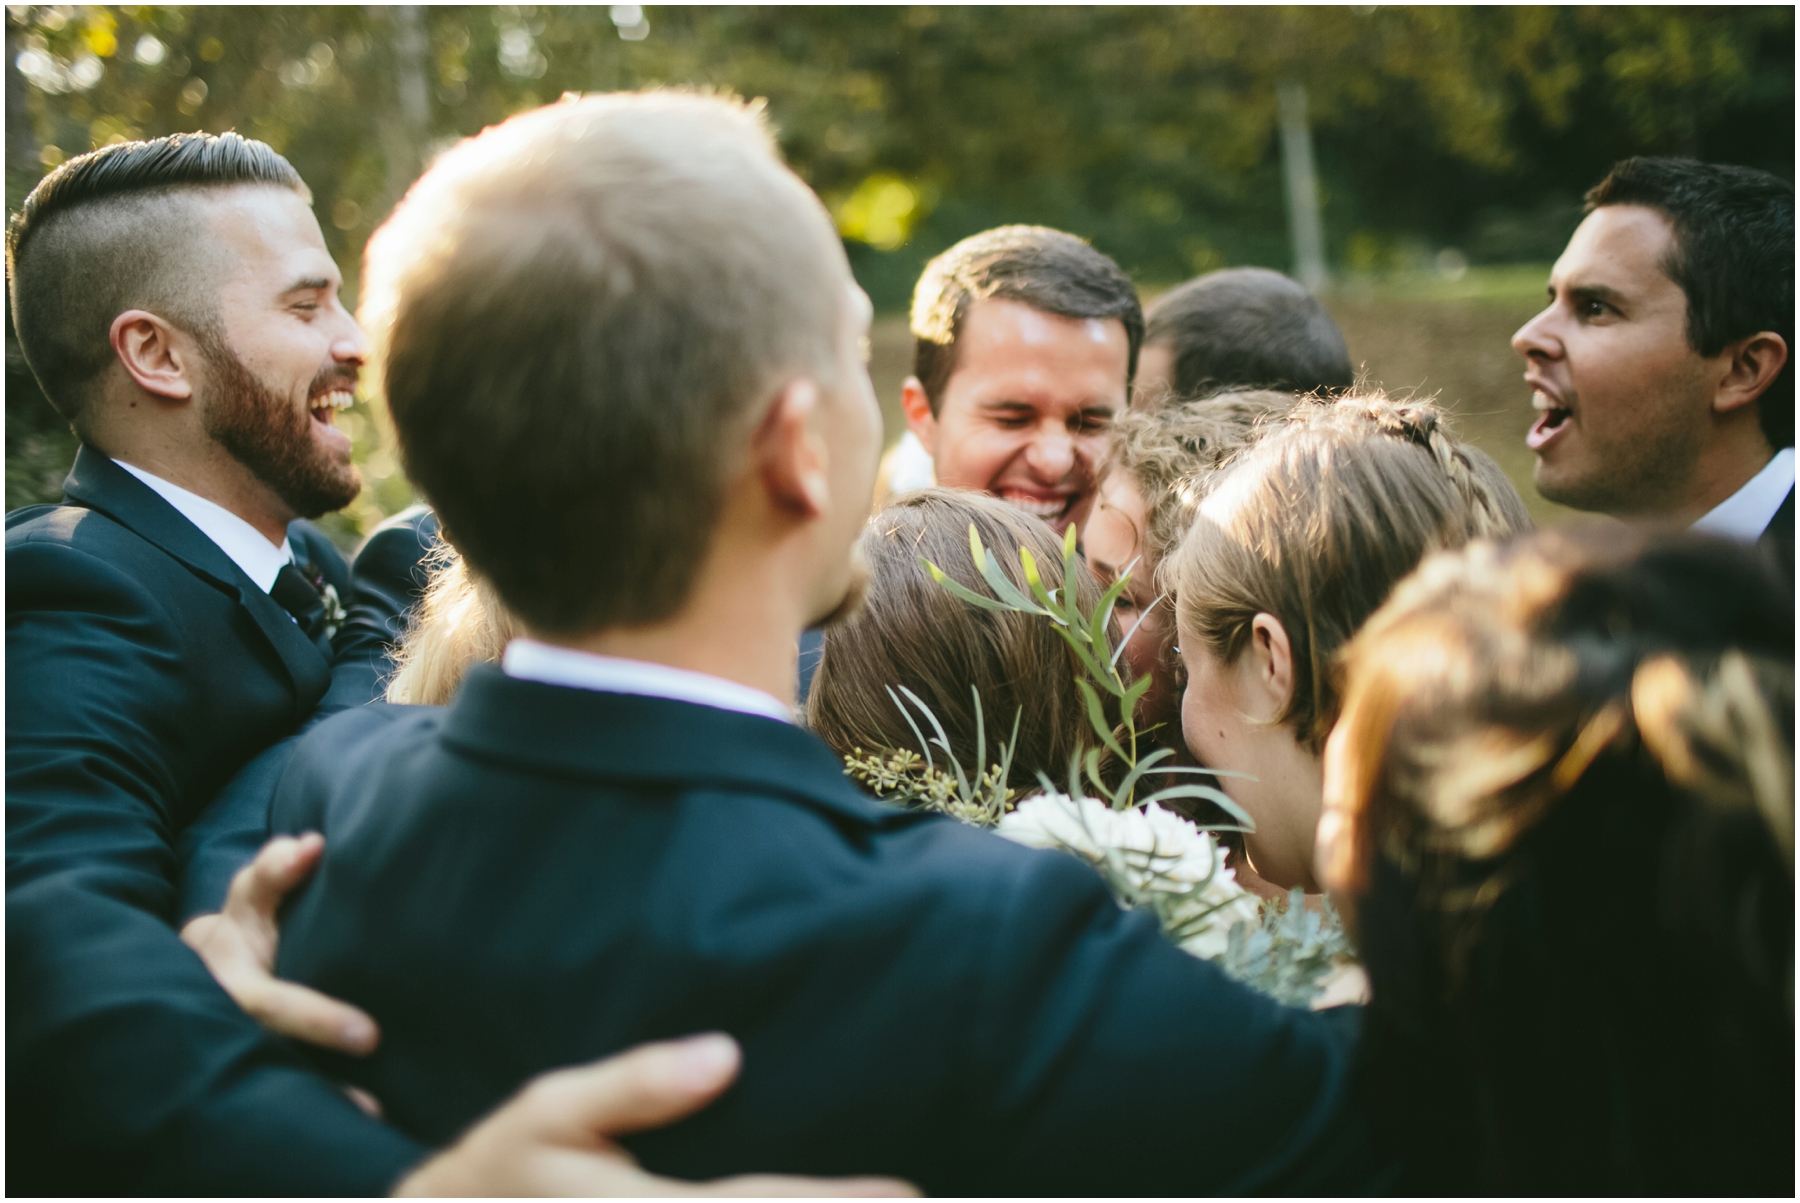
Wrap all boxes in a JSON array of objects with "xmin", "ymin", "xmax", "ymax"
[
  {"xmin": 6, "ymin": 447, "xmax": 420, "ymax": 1194},
  {"xmin": 274, "ymin": 667, "xmax": 1380, "ymax": 1196}
]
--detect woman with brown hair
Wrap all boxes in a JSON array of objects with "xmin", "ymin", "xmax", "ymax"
[
  {"xmin": 807, "ymin": 488, "xmax": 1110, "ymax": 804},
  {"xmin": 1318, "ymin": 526, "xmax": 1792, "ymax": 1194},
  {"xmin": 1170, "ymin": 393, "xmax": 1532, "ymax": 891}
]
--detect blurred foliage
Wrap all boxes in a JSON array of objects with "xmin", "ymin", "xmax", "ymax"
[{"xmin": 6, "ymin": 5, "xmax": 1792, "ymax": 538}]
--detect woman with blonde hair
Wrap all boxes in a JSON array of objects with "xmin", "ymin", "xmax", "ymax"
[
  {"xmin": 1171, "ymin": 393, "xmax": 1532, "ymax": 891},
  {"xmin": 383, "ymin": 544, "xmax": 519, "ymax": 706},
  {"xmin": 1318, "ymin": 526, "xmax": 1792, "ymax": 1194}
]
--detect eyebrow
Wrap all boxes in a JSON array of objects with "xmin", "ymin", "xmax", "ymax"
[
  {"xmin": 283, "ymin": 276, "xmax": 334, "ymax": 294},
  {"xmin": 1564, "ymin": 282, "xmax": 1629, "ymax": 307}
]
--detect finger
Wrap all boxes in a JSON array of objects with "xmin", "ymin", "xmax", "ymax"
[
  {"xmin": 344, "ymin": 1085, "xmax": 384, "ymax": 1119},
  {"xmin": 225, "ymin": 832, "xmax": 326, "ymax": 921},
  {"xmin": 524, "ymin": 1033, "xmax": 741, "ymax": 1142},
  {"xmin": 236, "ymin": 976, "xmax": 380, "ymax": 1054},
  {"xmin": 695, "ymin": 1174, "xmax": 921, "ymax": 1198}
]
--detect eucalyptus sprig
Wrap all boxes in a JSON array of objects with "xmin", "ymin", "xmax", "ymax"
[
  {"xmin": 923, "ymin": 521, "xmax": 1251, "ymax": 828},
  {"xmin": 845, "ymin": 684, "xmax": 1021, "ymax": 827}
]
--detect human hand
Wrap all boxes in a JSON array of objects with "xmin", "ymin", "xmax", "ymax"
[
  {"xmin": 180, "ymin": 831, "xmax": 380, "ymax": 1056},
  {"xmin": 393, "ymin": 1033, "xmax": 919, "ymax": 1197}
]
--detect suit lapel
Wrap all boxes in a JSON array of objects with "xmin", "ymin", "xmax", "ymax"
[{"xmin": 61, "ymin": 447, "xmax": 331, "ymax": 712}]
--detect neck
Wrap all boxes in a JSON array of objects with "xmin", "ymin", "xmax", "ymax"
[
  {"xmin": 550, "ymin": 524, "xmax": 811, "ymax": 707},
  {"xmin": 106, "ymin": 432, "xmax": 295, "ymax": 547},
  {"xmin": 1642, "ymin": 421, "xmax": 1775, "ymax": 525}
]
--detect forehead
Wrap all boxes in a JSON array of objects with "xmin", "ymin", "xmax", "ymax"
[
  {"xmin": 1554, "ymin": 204, "xmax": 1677, "ymax": 287},
  {"xmin": 197, "ymin": 185, "xmax": 333, "ymax": 281},
  {"xmin": 953, "ymin": 296, "xmax": 1130, "ymax": 385}
]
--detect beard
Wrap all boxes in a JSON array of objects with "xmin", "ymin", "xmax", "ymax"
[{"xmin": 195, "ymin": 329, "xmax": 363, "ymax": 519}]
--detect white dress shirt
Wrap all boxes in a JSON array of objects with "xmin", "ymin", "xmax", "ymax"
[
  {"xmin": 113, "ymin": 458, "xmax": 294, "ymax": 592},
  {"xmin": 502, "ymin": 637, "xmax": 795, "ymax": 724},
  {"xmin": 1692, "ymin": 447, "xmax": 1796, "ymax": 542}
]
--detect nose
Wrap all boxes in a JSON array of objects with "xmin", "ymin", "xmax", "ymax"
[
  {"xmin": 332, "ymin": 316, "xmax": 373, "ymax": 370},
  {"xmin": 1026, "ymin": 426, "xmax": 1076, "ymax": 482},
  {"xmin": 1511, "ymin": 305, "xmax": 1560, "ymax": 362}
]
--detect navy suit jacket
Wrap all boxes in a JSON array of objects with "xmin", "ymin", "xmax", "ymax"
[
  {"xmin": 6, "ymin": 447, "xmax": 422, "ymax": 1194},
  {"xmin": 273, "ymin": 667, "xmax": 1384, "ymax": 1196}
]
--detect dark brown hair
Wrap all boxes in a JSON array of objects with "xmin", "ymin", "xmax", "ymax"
[
  {"xmin": 909, "ymin": 225, "xmax": 1143, "ymax": 414},
  {"xmin": 1142, "ymin": 268, "xmax": 1353, "ymax": 403},
  {"xmin": 6, "ymin": 132, "xmax": 307, "ymax": 431},
  {"xmin": 807, "ymin": 488, "xmax": 1108, "ymax": 790},
  {"xmin": 1332, "ymin": 526, "xmax": 1792, "ymax": 1194}
]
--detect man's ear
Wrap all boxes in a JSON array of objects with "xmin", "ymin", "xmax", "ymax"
[
  {"xmin": 1714, "ymin": 331, "xmax": 1788, "ymax": 418},
  {"xmin": 1245, "ymin": 612, "xmax": 1296, "ymax": 717},
  {"xmin": 110, "ymin": 310, "xmax": 197, "ymax": 403},
  {"xmin": 900, "ymin": 377, "xmax": 937, "ymax": 450},
  {"xmin": 753, "ymin": 378, "xmax": 828, "ymax": 519}
]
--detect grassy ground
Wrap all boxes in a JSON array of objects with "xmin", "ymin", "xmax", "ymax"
[{"xmin": 868, "ymin": 265, "xmax": 1576, "ymax": 528}]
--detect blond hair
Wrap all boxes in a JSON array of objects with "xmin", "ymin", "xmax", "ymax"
[
  {"xmin": 1173, "ymin": 393, "xmax": 1532, "ymax": 751},
  {"xmin": 384, "ymin": 546, "xmax": 519, "ymax": 706},
  {"xmin": 360, "ymin": 91, "xmax": 851, "ymax": 637},
  {"xmin": 807, "ymin": 488, "xmax": 1109, "ymax": 788}
]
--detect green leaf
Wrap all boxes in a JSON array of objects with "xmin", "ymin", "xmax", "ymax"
[
  {"xmin": 1075, "ymin": 676, "xmax": 1128, "ymax": 761},
  {"xmin": 921, "ymin": 559, "xmax": 1018, "ymax": 613},
  {"xmin": 1084, "ymin": 748, "xmax": 1118, "ymax": 807},
  {"xmin": 885, "ymin": 684, "xmax": 934, "ymax": 771},
  {"xmin": 1137, "ymin": 783, "xmax": 1255, "ymax": 830},
  {"xmin": 970, "ymin": 525, "xmax": 1049, "ymax": 616},
  {"xmin": 1113, "ymin": 745, "xmax": 1176, "ymax": 802},
  {"xmin": 1122, "ymin": 672, "xmax": 1154, "ymax": 710},
  {"xmin": 899, "ymin": 684, "xmax": 971, "ymax": 800}
]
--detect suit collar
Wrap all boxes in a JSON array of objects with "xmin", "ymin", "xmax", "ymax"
[
  {"xmin": 441, "ymin": 665, "xmax": 913, "ymax": 831},
  {"xmin": 61, "ymin": 445, "xmax": 330, "ymax": 706}
]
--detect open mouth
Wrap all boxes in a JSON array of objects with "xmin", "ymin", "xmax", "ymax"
[
  {"xmin": 1525, "ymin": 390, "xmax": 1571, "ymax": 451},
  {"xmin": 998, "ymin": 489, "xmax": 1076, "ymax": 524},
  {"xmin": 310, "ymin": 389, "xmax": 354, "ymax": 427}
]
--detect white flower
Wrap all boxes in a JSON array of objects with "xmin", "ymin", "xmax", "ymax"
[{"xmin": 998, "ymin": 793, "xmax": 1261, "ymax": 961}]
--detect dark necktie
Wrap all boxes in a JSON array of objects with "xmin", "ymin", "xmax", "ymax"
[{"xmin": 270, "ymin": 560, "xmax": 341, "ymax": 643}]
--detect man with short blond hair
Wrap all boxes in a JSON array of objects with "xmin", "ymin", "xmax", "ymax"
[{"xmin": 269, "ymin": 92, "xmax": 1376, "ymax": 1195}]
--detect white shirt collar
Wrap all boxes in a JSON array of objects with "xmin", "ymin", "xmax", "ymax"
[
  {"xmin": 112, "ymin": 458, "xmax": 294, "ymax": 593},
  {"xmin": 501, "ymin": 638, "xmax": 795, "ymax": 725},
  {"xmin": 1692, "ymin": 448, "xmax": 1796, "ymax": 542}
]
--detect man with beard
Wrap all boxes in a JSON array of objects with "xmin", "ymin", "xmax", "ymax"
[
  {"xmin": 6, "ymin": 134, "xmax": 908, "ymax": 1199},
  {"xmin": 1512, "ymin": 157, "xmax": 1793, "ymax": 569}
]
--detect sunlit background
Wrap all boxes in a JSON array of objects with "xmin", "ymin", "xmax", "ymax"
[{"xmin": 7, "ymin": 6, "xmax": 1793, "ymax": 540}]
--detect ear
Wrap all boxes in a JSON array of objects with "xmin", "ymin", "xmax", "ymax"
[
  {"xmin": 753, "ymin": 377, "xmax": 828, "ymax": 519},
  {"xmin": 1244, "ymin": 612, "xmax": 1296, "ymax": 716},
  {"xmin": 1714, "ymin": 331, "xmax": 1788, "ymax": 419},
  {"xmin": 901, "ymin": 377, "xmax": 937, "ymax": 450},
  {"xmin": 110, "ymin": 310, "xmax": 197, "ymax": 403}
]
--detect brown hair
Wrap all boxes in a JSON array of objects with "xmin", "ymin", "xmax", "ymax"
[
  {"xmin": 1173, "ymin": 393, "xmax": 1532, "ymax": 751},
  {"xmin": 384, "ymin": 545, "xmax": 519, "ymax": 706},
  {"xmin": 1329, "ymin": 526, "xmax": 1792, "ymax": 1194},
  {"xmin": 807, "ymin": 488, "xmax": 1107, "ymax": 789},
  {"xmin": 1142, "ymin": 268, "xmax": 1354, "ymax": 403},
  {"xmin": 909, "ymin": 225, "xmax": 1143, "ymax": 414},
  {"xmin": 360, "ymin": 92, "xmax": 851, "ymax": 637}
]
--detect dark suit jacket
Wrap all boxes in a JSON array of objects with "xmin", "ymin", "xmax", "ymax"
[
  {"xmin": 273, "ymin": 667, "xmax": 1382, "ymax": 1196},
  {"xmin": 1761, "ymin": 483, "xmax": 1794, "ymax": 584},
  {"xmin": 6, "ymin": 447, "xmax": 421, "ymax": 1194}
]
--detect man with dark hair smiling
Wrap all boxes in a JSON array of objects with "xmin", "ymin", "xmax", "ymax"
[
  {"xmin": 6, "ymin": 132, "xmax": 889, "ymax": 1198},
  {"xmin": 1513, "ymin": 157, "xmax": 1793, "ymax": 563},
  {"xmin": 899, "ymin": 224, "xmax": 1141, "ymax": 536}
]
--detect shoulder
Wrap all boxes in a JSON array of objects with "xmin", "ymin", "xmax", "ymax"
[{"xmin": 273, "ymin": 702, "xmax": 443, "ymax": 828}]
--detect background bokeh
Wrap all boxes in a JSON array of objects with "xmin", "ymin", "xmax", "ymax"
[{"xmin": 7, "ymin": 6, "xmax": 1793, "ymax": 539}]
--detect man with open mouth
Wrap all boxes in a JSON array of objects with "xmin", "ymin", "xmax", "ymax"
[
  {"xmin": 897, "ymin": 224, "xmax": 1140, "ymax": 539},
  {"xmin": 1512, "ymin": 156, "xmax": 1793, "ymax": 570}
]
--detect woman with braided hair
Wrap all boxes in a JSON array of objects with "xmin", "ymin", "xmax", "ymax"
[
  {"xmin": 1318, "ymin": 526, "xmax": 1792, "ymax": 1193},
  {"xmin": 1170, "ymin": 393, "xmax": 1533, "ymax": 891}
]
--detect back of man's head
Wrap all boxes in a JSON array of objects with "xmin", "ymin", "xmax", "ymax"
[
  {"xmin": 1143, "ymin": 267, "xmax": 1352, "ymax": 402},
  {"xmin": 909, "ymin": 225, "xmax": 1143, "ymax": 414},
  {"xmin": 6, "ymin": 132, "xmax": 308, "ymax": 437},
  {"xmin": 1586, "ymin": 157, "xmax": 1795, "ymax": 450},
  {"xmin": 362, "ymin": 92, "xmax": 850, "ymax": 639}
]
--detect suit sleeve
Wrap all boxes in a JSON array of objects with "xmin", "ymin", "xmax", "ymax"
[
  {"xmin": 320, "ymin": 505, "xmax": 441, "ymax": 713},
  {"xmin": 958, "ymin": 848, "xmax": 1384, "ymax": 1195},
  {"xmin": 6, "ymin": 539, "xmax": 424, "ymax": 1194}
]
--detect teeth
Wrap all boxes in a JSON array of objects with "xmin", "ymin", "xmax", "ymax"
[
  {"xmin": 1531, "ymin": 391, "xmax": 1563, "ymax": 413},
  {"xmin": 1001, "ymin": 492, "xmax": 1069, "ymax": 519},
  {"xmin": 313, "ymin": 390, "xmax": 355, "ymax": 412}
]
